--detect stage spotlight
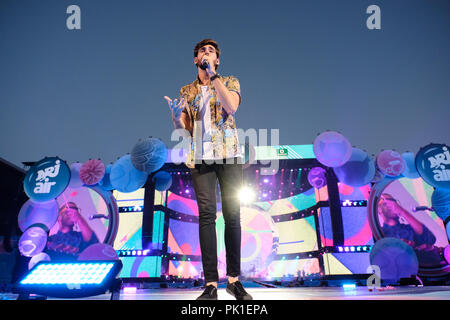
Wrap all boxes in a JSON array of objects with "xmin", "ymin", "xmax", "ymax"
[
  {"xmin": 239, "ymin": 187, "xmax": 255, "ymax": 204},
  {"xmin": 16, "ymin": 260, "xmax": 123, "ymax": 299},
  {"xmin": 342, "ymin": 283, "xmax": 356, "ymax": 290},
  {"xmin": 123, "ymin": 286, "xmax": 137, "ymax": 294}
]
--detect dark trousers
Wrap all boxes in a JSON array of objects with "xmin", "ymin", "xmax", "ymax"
[{"xmin": 190, "ymin": 157, "xmax": 243, "ymax": 283}]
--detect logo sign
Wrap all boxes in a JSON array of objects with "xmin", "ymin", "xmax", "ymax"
[
  {"xmin": 24, "ymin": 157, "xmax": 71, "ymax": 202},
  {"xmin": 415, "ymin": 144, "xmax": 450, "ymax": 190},
  {"xmin": 366, "ymin": 265, "xmax": 381, "ymax": 290},
  {"xmin": 277, "ymin": 147, "xmax": 288, "ymax": 157}
]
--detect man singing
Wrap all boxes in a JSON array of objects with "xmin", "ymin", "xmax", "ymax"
[{"xmin": 164, "ymin": 39, "xmax": 252, "ymax": 300}]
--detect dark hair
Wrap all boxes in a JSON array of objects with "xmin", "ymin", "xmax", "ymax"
[{"xmin": 193, "ymin": 39, "xmax": 221, "ymax": 58}]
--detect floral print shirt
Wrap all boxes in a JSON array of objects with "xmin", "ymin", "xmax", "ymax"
[{"xmin": 179, "ymin": 75, "xmax": 243, "ymax": 168}]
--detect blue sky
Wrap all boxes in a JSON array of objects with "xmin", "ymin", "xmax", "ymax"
[{"xmin": 1, "ymin": 0, "xmax": 449, "ymax": 167}]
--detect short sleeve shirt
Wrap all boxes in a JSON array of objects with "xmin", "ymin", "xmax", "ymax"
[{"xmin": 179, "ymin": 75, "xmax": 243, "ymax": 168}]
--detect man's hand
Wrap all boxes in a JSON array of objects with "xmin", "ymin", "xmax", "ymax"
[
  {"xmin": 205, "ymin": 60, "xmax": 216, "ymax": 78},
  {"xmin": 66, "ymin": 208, "xmax": 82, "ymax": 224},
  {"xmin": 164, "ymin": 96, "xmax": 185, "ymax": 122},
  {"xmin": 200, "ymin": 55, "xmax": 217, "ymax": 78}
]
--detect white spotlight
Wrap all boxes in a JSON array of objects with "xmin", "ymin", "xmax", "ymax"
[{"xmin": 239, "ymin": 187, "xmax": 255, "ymax": 204}]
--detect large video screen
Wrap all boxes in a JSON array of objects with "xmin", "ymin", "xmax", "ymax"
[
  {"xmin": 164, "ymin": 169, "xmax": 323, "ymax": 279},
  {"xmin": 374, "ymin": 177, "xmax": 449, "ymax": 270},
  {"xmin": 113, "ymin": 188, "xmax": 145, "ymax": 251}
]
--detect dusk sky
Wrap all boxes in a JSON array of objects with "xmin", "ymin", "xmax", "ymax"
[{"xmin": 1, "ymin": 0, "xmax": 449, "ymax": 168}]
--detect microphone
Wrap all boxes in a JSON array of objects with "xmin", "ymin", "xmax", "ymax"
[
  {"xmin": 89, "ymin": 214, "xmax": 109, "ymax": 220},
  {"xmin": 200, "ymin": 58, "xmax": 209, "ymax": 70},
  {"xmin": 412, "ymin": 206, "xmax": 434, "ymax": 212}
]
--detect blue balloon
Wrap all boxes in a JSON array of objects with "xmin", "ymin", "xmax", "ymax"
[
  {"xmin": 431, "ymin": 188, "xmax": 450, "ymax": 223},
  {"xmin": 370, "ymin": 238, "xmax": 418, "ymax": 283},
  {"xmin": 24, "ymin": 157, "xmax": 71, "ymax": 202},
  {"xmin": 152, "ymin": 171, "xmax": 172, "ymax": 191},
  {"xmin": 98, "ymin": 164, "xmax": 114, "ymax": 191},
  {"xmin": 415, "ymin": 144, "xmax": 450, "ymax": 190},
  {"xmin": 110, "ymin": 155, "xmax": 148, "ymax": 193},
  {"xmin": 401, "ymin": 152, "xmax": 420, "ymax": 179},
  {"xmin": 333, "ymin": 148, "xmax": 375, "ymax": 187},
  {"xmin": 131, "ymin": 138, "xmax": 168, "ymax": 173},
  {"xmin": 68, "ymin": 162, "xmax": 83, "ymax": 189}
]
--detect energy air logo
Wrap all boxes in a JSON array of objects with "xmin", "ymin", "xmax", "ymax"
[{"xmin": 24, "ymin": 157, "xmax": 71, "ymax": 202}]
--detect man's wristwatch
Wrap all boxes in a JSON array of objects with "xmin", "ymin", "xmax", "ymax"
[{"xmin": 210, "ymin": 73, "xmax": 220, "ymax": 81}]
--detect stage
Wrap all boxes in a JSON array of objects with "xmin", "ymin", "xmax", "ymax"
[{"xmin": 2, "ymin": 282, "xmax": 450, "ymax": 300}]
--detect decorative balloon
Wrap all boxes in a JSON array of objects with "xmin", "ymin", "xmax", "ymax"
[
  {"xmin": 415, "ymin": 143, "xmax": 450, "ymax": 190},
  {"xmin": 401, "ymin": 152, "xmax": 420, "ymax": 179},
  {"xmin": 333, "ymin": 148, "xmax": 375, "ymax": 187},
  {"xmin": 68, "ymin": 162, "xmax": 83, "ymax": 189},
  {"xmin": 78, "ymin": 243, "xmax": 119, "ymax": 261},
  {"xmin": 376, "ymin": 150, "xmax": 406, "ymax": 177},
  {"xmin": 369, "ymin": 237, "xmax": 419, "ymax": 283},
  {"xmin": 312, "ymin": 131, "xmax": 352, "ymax": 168},
  {"xmin": 152, "ymin": 171, "xmax": 173, "ymax": 191},
  {"xmin": 110, "ymin": 154, "xmax": 149, "ymax": 193},
  {"xmin": 444, "ymin": 245, "xmax": 450, "ymax": 264},
  {"xmin": 98, "ymin": 164, "xmax": 114, "ymax": 191},
  {"xmin": 18, "ymin": 199, "xmax": 58, "ymax": 232},
  {"xmin": 307, "ymin": 167, "xmax": 327, "ymax": 189},
  {"xmin": 79, "ymin": 159, "xmax": 106, "ymax": 186},
  {"xmin": 24, "ymin": 157, "xmax": 71, "ymax": 202},
  {"xmin": 18, "ymin": 226, "xmax": 48, "ymax": 257},
  {"xmin": 131, "ymin": 137, "xmax": 168, "ymax": 173},
  {"xmin": 28, "ymin": 252, "xmax": 51, "ymax": 270},
  {"xmin": 431, "ymin": 188, "xmax": 450, "ymax": 223}
]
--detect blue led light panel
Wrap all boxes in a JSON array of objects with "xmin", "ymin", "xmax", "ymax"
[{"xmin": 20, "ymin": 262, "xmax": 114, "ymax": 285}]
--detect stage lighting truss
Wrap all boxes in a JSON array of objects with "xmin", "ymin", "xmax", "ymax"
[
  {"xmin": 335, "ymin": 245, "xmax": 372, "ymax": 253},
  {"xmin": 15, "ymin": 260, "xmax": 123, "ymax": 299},
  {"xmin": 117, "ymin": 249, "xmax": 151, "ymax": 257}
]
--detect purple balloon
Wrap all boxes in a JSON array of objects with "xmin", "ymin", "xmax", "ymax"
[
  {"xmin": 18, "ymin": 199, "xmax": 58, "ymax": 233},
  {"xmin": 313, "ymin": 131, "xmax": 352, "ymax": 168},
  {"xmin": 307, "ymin": 167, "xmax": 327, "ymax": 189},
  {"xmin": 78, "ymin": 243, "xmax": 118, "ymax": 261},
  {"xmin": 19, "ymin": 226, "xmax": 48, "ymax": 257},
  {"xmin": 376, "ymin": 150, "xmax": 406, "ymax": 177},
  {"xmin": 333, "ymin": 148, "xmax": 375, "ymax": 187},
  {"xmin": 445, "ymin": 245, "xmax": 450, "ymax": 264}
]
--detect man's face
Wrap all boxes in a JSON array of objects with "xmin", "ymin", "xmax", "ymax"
[
  {"xmin": 59, "ymin": 207, "xmax": 78, "ymax": 227},
  {"xmin": 194, "ymin": 44, "xmax": 219, "ymax": 69},
  {"xmin": 378, "ymin": 196, "xmax": 399, "ymax": 219}
]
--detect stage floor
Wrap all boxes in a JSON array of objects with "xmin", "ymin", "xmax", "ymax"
[
  {"xmin": 116, "ymin": 285, "xmax": 450, "ymax": 300},
  {"xmin": 2, "ymin": 284, "xmax": 450, "ymax": 300}
]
